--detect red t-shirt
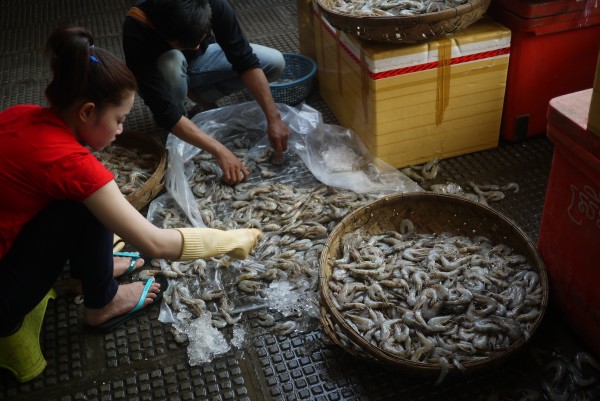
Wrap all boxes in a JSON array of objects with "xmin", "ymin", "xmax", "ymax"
[{"xmin": 0, "ymin": 105, "xmax": 114, "ymax": 258}]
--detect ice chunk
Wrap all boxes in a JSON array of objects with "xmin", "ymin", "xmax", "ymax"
[
  {"xmin": 430, "ymin": 182, "xmax": 464, "ymax": 195},
  {"xmin": 231, "ymin": 325, "xmax": 246, "ymax": 349},
  {"xmin": 265, "ymin": 280, "xmax": 300, "ymax": 317},
  {"xmin": 186, "ymin": 312, "xmax": 230, "ymax": 365},
  {"xmin": 264, "ymin": 280, "xmax": 318, "ymax": 318},
  {"xmin": 322, "ymin": 144, "xmax": 365, "ymax": 172}
]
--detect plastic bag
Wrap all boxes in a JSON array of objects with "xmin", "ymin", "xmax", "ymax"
[{"xmin": 162, "ymin": 101, "xmax": 422, "ymax": 227}]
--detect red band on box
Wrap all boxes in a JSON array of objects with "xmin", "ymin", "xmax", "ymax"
[
  {"xmin": 318, "ymin": 15, "xmax": 511, "ymax": 80},
  {"xmin": 371, "ymin": 48, "xmax": 511, "ymax": 79}
]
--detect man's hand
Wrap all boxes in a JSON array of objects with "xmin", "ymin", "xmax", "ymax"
[
  {"xmin": 267, "ymin": 118, "xmax": 289, "ymax": 164},
  {"xmin": 172, "ymin": 116, "xmax": 250, "ymax": 185},
  {"xmin": 215, "ymin": 147, "xmax": 249, "ymax": 185},
  {"xmin": 241, "ymin": 68, "xmax": 290, "ymax": 164}
]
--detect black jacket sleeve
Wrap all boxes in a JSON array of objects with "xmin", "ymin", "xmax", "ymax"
[{"xmin": 209, "ymin": 0, "xmax": 260, "ymax": 75}]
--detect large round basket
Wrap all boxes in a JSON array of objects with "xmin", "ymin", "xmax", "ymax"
[
  {"xmin": 113, "ymin": 130, "xmax": 167, "ymax": 211},
  {"xmin": 316, "ymin": 0, "xmax": 492, "ymax": 44},
  {"xmin": 319, "ymin": 192, "xmax": 549, "ymax": 377}
]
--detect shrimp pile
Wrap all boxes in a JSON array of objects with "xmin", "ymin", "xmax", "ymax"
[
  {"xmin": 140, "ymin": 127, "xmax": 532, "ymax": 375},
  {"xmin": 401, "ymin": 159, "xmax": 521, "ymax": 206},
  {"xmin": 92, "ymin": 144, "xmax": 158, "ymax": 195},
  {"xmin": 149, "ymin": 179, "xmax": 379, "ymax": 339},
  {"xmin": 145, "ymin": 133, "xmax": 380, "ymax": 344},
  {"xmin": 326, "ymin": 0, "xmax": 471, "ymax": 17},
  {"xmin": 541, "ymin": 351, "xmax": 600, "ymax": 400},
  {"xmin": 326, "ymin": 220, "xmax": 543, "ymax": 384}
]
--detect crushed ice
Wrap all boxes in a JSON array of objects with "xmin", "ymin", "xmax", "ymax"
[
  {"xmin": 231, "ymin": 326, "xmax": 246, "ymax": 349},
  {"xmin": 264, "ymin": 279, "xmax": 319, "ymax": 318},
  {"xmin": 186, "ymin": 312, "xmax": 230, "ymax": 366},
  {"xmin": 322, "ymin": 143, "xmax": 365, "ymax": 172}
]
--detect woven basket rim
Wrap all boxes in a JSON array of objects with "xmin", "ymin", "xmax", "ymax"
[
  {"xmin": 316, "ymin": 0, "xmax": 492, "ymax": 43},
  {"xmin": 318, "ymin": 192, "xmax": 549, "ymax": 374},
  {"xmin": 113, "ymin": 130, "xmax": 167, "ymax": 211},
  {"xmin": 317, "ymin": 0, "xmax": 488, "ymax": 22},
  {"xmin": 320, "ymin": 305, "xmax": 381, "ymax": 361},
  {"xmin": 270, "ymin": 53, "xmax": 317, "ymax": 89}
]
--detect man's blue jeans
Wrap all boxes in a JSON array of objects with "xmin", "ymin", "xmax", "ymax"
[{"xmin": 156, "ymin": 43, "xmax": 285, "ymax": 115}]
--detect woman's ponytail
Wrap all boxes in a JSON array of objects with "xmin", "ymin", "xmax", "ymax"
[{"xmin": 44, "ymin": 27, "xmax": 136, "ymax": 111}]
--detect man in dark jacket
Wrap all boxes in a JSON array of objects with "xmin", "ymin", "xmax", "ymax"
[{"xmin": 123, "ymin": 0, "xmax": 289, "ymax": 184}]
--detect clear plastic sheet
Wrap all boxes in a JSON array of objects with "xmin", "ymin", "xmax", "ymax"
[{"xmin": 162, "ymin": 101, "xmax": 422, "ymax": 227}]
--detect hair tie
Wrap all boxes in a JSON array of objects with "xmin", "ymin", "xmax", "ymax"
[{"xmin": 89, "ymin": 44, "xmax": 98, "ymax": 64}]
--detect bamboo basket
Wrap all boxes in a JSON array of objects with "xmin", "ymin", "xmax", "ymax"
[
  {"xmin": 319, "ymin": 192, "xmax": 549, "ymax": 376},
  {"xmin": 316, "ymin": 0, "xmax": 492, "ymax": 43},
  {"xmin": 113, "ymin": 130, "xmax": 167, "ymax": 211}
]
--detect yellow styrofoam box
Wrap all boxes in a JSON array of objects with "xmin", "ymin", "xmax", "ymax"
[
  {"xmin": 313, "ymin": 8, "xmax": 512, "ymax": 168},
  {"xmin": 297, "ymin": 0, "xmax": 316, "ymax": 61}
]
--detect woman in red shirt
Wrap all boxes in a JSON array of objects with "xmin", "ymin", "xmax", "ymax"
[{"xmin": 0, "ymin": 27, "xmax": 262, "ymax": 335}]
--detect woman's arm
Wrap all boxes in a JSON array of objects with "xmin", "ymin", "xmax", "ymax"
[
  {"xmin": 84, "ymin": 181, "xmax": 263, "ymax": 261},
  {"xmin": 83, "ymin": 180, "xmax": 183, "ymax": 260}
]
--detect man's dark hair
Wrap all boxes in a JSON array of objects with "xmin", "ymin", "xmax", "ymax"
[{"xmin": 146, "ymin": 0, "xmax": 212, "ymax": 48}]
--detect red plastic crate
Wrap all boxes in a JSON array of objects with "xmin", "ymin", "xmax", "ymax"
[
  {"xmin": 488, "ymin": 0, "xmax": 600, "ymax": 141},
  {"xmin": 538, "ymin": 89, "xmax": 600, "ymax": 357},
  {"xmin": 493, "ymin": 0, "xmax": 599, "ymax": 20}
]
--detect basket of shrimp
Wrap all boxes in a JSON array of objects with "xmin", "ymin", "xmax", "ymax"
[
  {"xmin": 316, "ymin": 0, "xmax": 492, "ymax": 44},
  {"xmin": 319, "ymin": 192, "xmax": 548, "ymax": 383},
  {"xmin": 92, "ymin": 130, "xmax": 167, "ymax": 211}
]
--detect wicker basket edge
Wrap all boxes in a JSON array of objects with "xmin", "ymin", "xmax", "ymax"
[
  {"xmin": 318, "ymin": 193, "xmax": 549, "ymax": 375},
  {"xmin": 115, "ymin": 130, "xmax": 167, "ymax": 211},
  {"xmin": 316, "ymin": 0, "xmax": 492, "ymax": 43}
]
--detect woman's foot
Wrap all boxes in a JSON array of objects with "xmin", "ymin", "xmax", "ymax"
[
  {"xmin": 62, "ymin": 256, "xmax": 145, "ymax": 297},
  {"xmin": 83, "ymin": 281, "xmax": 161, "ymax": 327},
  {"xmin": 113, "ymin": 255, "xmax": 144, "ymax": 277}
]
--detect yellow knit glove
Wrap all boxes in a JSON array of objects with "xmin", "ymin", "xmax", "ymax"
[
  {"xmin": 175, "ymin": 227, "xmax": 263, "ymax": 261},
  {"xmin": 113, "ymin": 234, "xmax": 125, "ymax": 252}
]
